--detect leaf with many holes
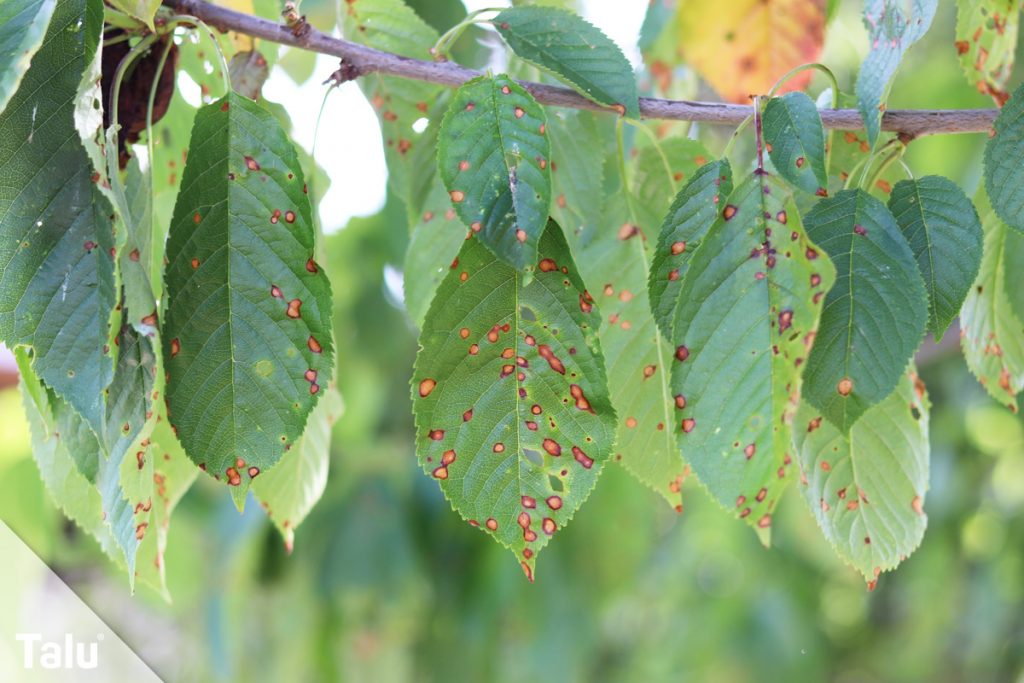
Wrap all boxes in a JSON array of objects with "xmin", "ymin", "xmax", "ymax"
[
  {"xmin": 670, "ymin": 172, "xmax": 835, "ymax": 537},
  {"xmin": 0, "ymin": 0, "xmax": 56, "ymax": 114},
  {"xmin": 253, "ymin": 386, "xmax": 342, "ymax": 551},
  {"xmin": 632, "ymin": 138, "xmax": 711, "ymax": 239},
  {"xmin": 856, "ymin": 0, "xmax": 938, "ymax": 147},
  {"xmin": 404, "ymin": 180, "xmax": 467, "ymax": 327},
  {"xmin": 763, "ymin": 92, "xmax": 828, "ymax": 197},
  {"xmin": 438, "ymin": 74, "xmax": 551, "ymax": 271},
  {"xmin": 802, "ymin": 189, "xmax": 928, "ymax": 433},
  {"xmin": 960, "ymin": 189, "xmax": 1024, "ymax": 410},
  {"xmin": 955, "ymin": 0, "xmax": 1020, "ymax": 105},
  {"xmin": 0, "ymin": 0, "xmax": 116, "ymax": 434},
  {"xmin": 649, "ymin": 159, "xmax": 733, "ymax": 343},
  {"xmin": 492, "ymin": 6, "xmax": 639, "ymax": 118},
  {"xmin": 413, "ymin": 222, "xmax": 615, "ymax": 579},
  {"xmin": 340, "ymin": 0, "xmax": 443, "ymax": 215},
  {"xmin": 677, "ymin": 0, "xmax": 826, "ymax": 104},
  {"xmin": 793, "ymin": 368, "xmax": 929, "ymax": 583},
  {"xmin": 888, "ymin": 176, "xmax": 983, "ymax": 340},
  {"xmin": 162, "ymin": 91, "xmax": 334, "ymax": 496},
  {"xmin": 984, "ymin": 83, "xmax": 1024, "ymax": 234}
]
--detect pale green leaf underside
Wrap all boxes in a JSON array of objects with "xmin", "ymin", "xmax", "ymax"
[
  {"xmin": 763, "ymin": 91, "xmax": 828, "ymax": 196},
  {"xmin": 803, "ymin": 189, "xmax": 928, "ymax": 433},
  {"xmin": 649, "ymin": 159, "xmax": 733, "ymax": 343},
  {"xmin": 671, "ymin": 172, "xmax": 836, "ymax": 534},
  {"xmin": 794, "ymin": 369, "xmax": 929, "ymax": 582},
  {"xmin": 632, "ymin": 138, "xmax": 710, "ymax": 243},
  {"xmin": 438, "ymin": 74, "xmax": 551, "ymax": 271},
  {"xmin": 984, "ymin": 82, "xmax": 1024, "ymax": 234},
  {"xmin": 163, "ymin": 92, "xmax": 334, "ymax": 494},
  {"xmin": 955, "ymin": 0, "xmax": 1020, "ymax": 101},
  {"xmin": 413, "ymin": 222, "xmax": 615, "ymax": 579},
  {"xmin": 856, "ymin": 0, "xmax": 937, "ymax": 147},
  {"xmin": 403, "ymin": 180, "xmax": 467, "ymax": 327},
  {"xmin": 0, "ymin": 0, "xmax": 56, "ymax": 114},
  {"xmin": 493, "ymin": 6, "xmax": 640, "ymax": 118},
  {"xmin": 547, "ymin": 108, "xmax": 608, "ymax": 236},
  {"xmin": 1005, "ymin": 228, "xmax": 1024, "ymax": 323},
  {"xmin": 888, "ymin": 176, "xmax": 983, "ymax": 339}
]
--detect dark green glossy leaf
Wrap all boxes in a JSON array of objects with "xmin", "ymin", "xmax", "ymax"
[
  {"xmin": 802, "ymin": 189, "xmax": 928, "ymax": 433},
  {"xmin": 163, "ymin": 92, "xmax": 334, "ymax": 495},
  {"xmin": 984, "ymin": 82, "xmax": 1024, "ymax": 234},
  {"xmin": 438, "ymin": 74, "xmax": 551, "ymax": 270},
  {"xmin": 413, "ymin": 222, "xmax": 615, "ymax": 579},
  {"xmin": 493, "ymin": 6, "xmax": 639, "ymax": 118},
  {"xmin": 763, "ymin": 92, "xmax": 828, "ymax": 196},
  {"xmin": 888, "ymin": 176, "xmax": 983, "ymax": 339},
  {"xmin": 671, "ymin": 172, "xmax": 835, "ymax": 536},
  {"xmin": 0, "ymin": 0, "xmax": 56, "ymax": 113}
]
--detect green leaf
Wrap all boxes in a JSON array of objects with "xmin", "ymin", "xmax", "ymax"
[
  {"xmin": 802, "ymin": 189, "xmax": 928, "ymax": 433},
  {"xmin": 229, "ymin": 49, "xmax": 270, "ymax": 101},
  {"xmin": 493, "ymin": 6, "xmax": 640, "ymax": 118},
  {"xmin": 105, "ymin": 0, "xmax": 159, "ymax": 29},
  {"xmin": 631, "ymin": 138, "xmax": 710, "ymax": 235},
  {"xmin": 121, "ymin": 157, "xmax": 159, "ymax": 331},
  {"xmin": 763, "ymin": 92, "xmax": 828, "ymax": 196},
  {"xmin": 960, "ymin": 190, "xmax": 1024, "ymax": 410},
  {"xmin": 856, "ymin": 0, "xmax": 937, "ymax": 147},
  {"xmin": 648, "ymin": 159, "xmax": 733, "ymax": 343},
  {"xmin": 413, "ymin": 222, "xmax": 615, "ymax": 579},
  {"xmin": 984, "ymin": 82, "xmax": 1024, "ymax": 234},
  {"xmin": 0, "ymin": 0, "xmax": 56, "ymax": 114},
  {"xmin": 1005, "ymin": 228, "xmax": 1024, "ymax": 323},
  {"xmin": 638, "ymin": 0, "xmax": 676, "ymax": 52},
  {"xmin": 547, "ymin": 108, "xmax": 609, "ymax": 235},
  {"xmin": 438, "ymin": 74, "xmax": 551, "ymax": 271},
  {"xmin": 0, "ymin": 0, "xmax": 116, "ymax": 433},
  {"xmin": 887, "ymin": 176, "xmax": 983, "ymax": 340},
  {"xmin": 793, "ymin": 368, "xmax": 929, "ymax": 583},
  {"xmin": 253, "ymin": 386, "xmax": 342, "ymax": 552},
  {"xmin": 670, "ymin": 172, "xmax": 835, "ymax": 536},
  {"xmin": 403, "ymin": 181, "xmax": 467, "ymax": 327},
  {"xmin": 955, "ymin": 0, "xmax": 1020, "ymax": 104},
  {"xmin": 163, "ymin": 92, "xmax": 334, "ymax": 495}
]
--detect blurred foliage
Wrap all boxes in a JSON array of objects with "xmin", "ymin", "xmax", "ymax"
[{"xmin": 1, "ymin": 2, "xmax": 1023, "ymax": 682}]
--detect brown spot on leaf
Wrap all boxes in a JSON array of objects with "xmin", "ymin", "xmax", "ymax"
[{"xmin": 418, "ymin": 378, "xmax": 436, "ymax": 397}]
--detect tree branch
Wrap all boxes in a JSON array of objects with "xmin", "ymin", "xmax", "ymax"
[{"xmin": 162, "ymin": 0, "xmax": 998, "ymax": 138}]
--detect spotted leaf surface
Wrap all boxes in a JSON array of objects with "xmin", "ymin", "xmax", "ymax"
[
  {"xmin": 163, "ymin": 91, "xmax": 334, "ymax": 495},
  {"xmin": 403, "ymin": 180, "xmax": 467, "ymax": 327},
  {"xmin": 960, "ymin": 190, "xmax": 1024, "ymax": 410},
  {"xmin": 0, "ymin": 0, "xmax": 56, "ymax": 114},
  {"xmin": 888, "ymin": 176, "xmax": 983, "ymax": 340},
  {"xmin": 438, "ymin": 75, "xmax": 551, "ymax": 271},
  {"xmin": 493, "ymin": 6, "xmax": 639, "ymax": 118},
  {"xmin": 677, "ymin": 0, "xmax": 826, "ymax": 104},
  {"xmin": 671, "ymin": 172, "xmax": 835, "ymax": 535},
  {"xmin": 413, "ymin": 222, "xmax": 615, "ymax": 579},
  {"xmin": 856, "ymin": 0, "xmax": 938, "ymax": 147},
  {"xmin": 803, "ymin": 190, "xmax": 928, "ymax": 433},
  {"xmin": 984, "ymin": 83, "xmax": 1024, "ymax": 234},
  {"xmin": 0, "ymin": 0, "xmax": 115, "ymax": 434},
  {"xmin": 632, "ymin": 138, "xmax": 711, "ymax": 243},
  {"xmin": 763, "ymin": 92, "xmax": 828, "ymax": 196},
  {"xmin": 253, "ymin": 385, "xmax": 342, "ymax": 552},
  {"xmin": 649, "ymin": 159, "xmax": 733, "ymax": 343},
  {"xmin": 955, "ymin": 0, "xmax": 1020, "ymax": 104},
  {"xmin": 794, "ymin": 369, "xmax": 929, "ymax": 583}
]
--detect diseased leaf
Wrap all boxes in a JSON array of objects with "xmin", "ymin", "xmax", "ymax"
[
  {"xmin": 229, "ymin": 49, "xmax": 270, "ymax": 101},
  {"xmin": 649, "ymin": 159, "xmax": 733, "ymax": 343},
  {"xmin": 984, "ymin": 82, "xmax": 1024, "ymax": 234},
  {"xmin": 856, "ymin": 0, "xmax": 938, "ymax": 147},
  {"xmin": 163, "ymin": 92, "xmax": 334, "ymax": 495},
  {"xmin": 677, "ymin": 0, "xmax": 826, "ymax": 104},
  {"xmin": 632, "ymin": 138, "xmax": 710, "ymax": 237},
  {"xmin": 955, "ymin": 0, "xmax": 1020, "ymax": 105},
  {"xmin": 960, "ymin": 190, "xmax": 1024, "ymax": 410},
  {"xmin": 794, "ymin": 368, "xmax": 929, "ymax": 583},
  {"xmin": 888, "ymin": 176, "xmax": 983, "ymax": 339},
  {"xmin": 0, "ymin": 0, "xmax": 56, "ymax": 114},
  {"xmin": 0, "ymin": 0, "xmax": 116, "ymax": 434},
  {"xmin": 493, "ymin": 6, "xmax": 639, "ymax": 118},
  {"xmin": 413, "ymin": 222, "xmax": 615, "ymax": 579},
  {"xmin": 763, "ymin": 92, "xmax": 828, "ymax": 196},
  {"xmin": 253, "ymin": 386, "xmax": 342, "ymax": 551},
  {"xmin": 403, "ymin": 181, "xmax": 466, "ymax": 327},
  {"xmin": 547, "ymin": 108, "xmax": 609, "ymax": 236},
  {"xmin": 438, "ymin": 74, "xmax": 551, "ymax": 271},
  {"xmin": 671, "ymin": 172, "xmax": 835, "ymax": 536},
  {"xmin": 803, "ymin": 189, "xmax": 928, "ymax": 433},
  {"xmin": 1005, "ymin": 228, "xmax": 1024, "ymax": 323},
  {"xmin": 105, "ymin": 0, "xmax": 160, "ymax": 29}
]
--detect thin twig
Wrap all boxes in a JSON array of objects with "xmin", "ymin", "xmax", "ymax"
[{"xmin": 161, "ymin": 0, "xmax": 998, "ymax": 138}]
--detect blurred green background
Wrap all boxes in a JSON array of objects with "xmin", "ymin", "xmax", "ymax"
[{"xmin": 1, "ymin": 1, "xmax": 1023, "ymax": 681}]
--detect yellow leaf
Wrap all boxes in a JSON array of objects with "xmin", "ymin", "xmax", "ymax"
[{"xmin": 677, "ymin": 0, "xmax": 826, "ymax": 103}]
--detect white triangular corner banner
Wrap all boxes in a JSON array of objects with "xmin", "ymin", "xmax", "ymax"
[{"xmin": 0, "ymin": 522, "xmax": 164, "ymax": 682}]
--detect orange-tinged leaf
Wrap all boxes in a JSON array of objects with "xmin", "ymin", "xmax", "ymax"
[{"xmin": 677, "ymin": 0, "xmax": 826, "ymax": 103}]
